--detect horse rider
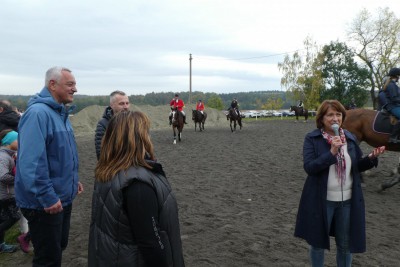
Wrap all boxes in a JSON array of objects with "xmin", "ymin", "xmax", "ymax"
[
  {"xmin": 298, "ymin": 100, "xmax": 304, "ymax": 113},
  {"xmin": 196, "ymin": 99, "xmax": 205, "ymax": 114},
  {"xmin": 227, "ymin": 98, "xmax": 240, "ymax": 120},
  {"xmin": 349, "ymin": 98, "xmax": 357, "ymax": 109},
  {"xmin": 378, "ymin": 76, "xmax": 389, "ymax": 111},
  {"xmin": 383, "ymin": 67, "xmax": 400, "ymax": 143},
  {"xmin": 169, "ymin": 93, "xmax": 187, "ymax": 125}
]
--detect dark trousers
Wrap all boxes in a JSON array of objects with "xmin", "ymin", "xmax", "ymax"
[
  {"xmin": 0, "ymin": 199, "xmax": 19, "ymax": 243},
  {"xmin": 21, "ymin": 204, "xmax": 72, "ymax": 267}
]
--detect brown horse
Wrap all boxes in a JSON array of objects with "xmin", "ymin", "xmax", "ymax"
[
  {"xmin": 290, "ymin": 106, "xmax": 308, "ymax": 122},
  {"xmin": 342, "ymin": 109, "xmax": 400, "ymax": 190},
  {"xmin": 227, "ymin": 108, "xmax": 242, "ymax": 132},
  {"xmin": 172, "ymin": 108, "xmax": 184, "ymax": 144}
]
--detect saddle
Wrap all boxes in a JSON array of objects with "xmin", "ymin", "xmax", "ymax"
[{"xmin": 373, "ymin": 111, "xmax": 398, "ymax": 134}]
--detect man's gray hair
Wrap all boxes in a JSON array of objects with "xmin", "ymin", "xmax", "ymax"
[
  {"xmin": 45, "ymin": 66, "xmax": 72, "ymax": 87},
  {"xmin": 110, "ymin": 90, "xmax": 127, "ymax": 104}
]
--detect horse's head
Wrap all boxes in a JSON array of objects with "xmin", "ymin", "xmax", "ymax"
[
  {"xmin": 192, "ymin": 109, "xmax": 196, "ymax": 120},
  {"xmin": 290, "ymin": 106, "xmax": 295, "ymax": 112}
]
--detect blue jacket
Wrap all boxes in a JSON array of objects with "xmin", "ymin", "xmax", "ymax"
[
  {"xmin": 15, "ymin": 87, "xmax": 79, "ymax": 209},
  {"xmin": 384, "ymin": 80, "xmax": 400, "ymax": 111},
  {"xmin": 294, "ymin": 129, "xmax": 378, "ymax": 253},
  {"xmin": 378, "ymin": 90, "xmax": 388, "ymax": 111}
]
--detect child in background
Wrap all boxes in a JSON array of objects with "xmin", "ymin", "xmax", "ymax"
[
  {"xmin": 0, "ymin": 129, "xmax": 31, "ymax": 253},
  {"xmin": 0, "ymin": 130, "xmax": 19, "ymax": 253}
]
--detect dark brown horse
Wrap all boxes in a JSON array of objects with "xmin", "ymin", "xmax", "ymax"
[
  {"xmin": 172, "ymin": 108, "xmax": 184, "ymax": 144},
  {"xmin": 228, "ymin": 108, "xmax": 242, "ymax": 132},
  {"xmin": 290, "ymin": 106, "xmax": 308, "ymax": 122},
  {"xmin": 342, "ymin": 109, "xmax": 400, "ymax": 190},
  {"xmin": 192, "ymin": 110, "xmax": 207, "ymax": 132}
]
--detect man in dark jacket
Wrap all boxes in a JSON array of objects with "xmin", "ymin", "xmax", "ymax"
[
  {"xmin": 94, "ymin": 91, "xmax": 130, "ymax": 159},
  {"xmin": 0, "ymin": 100, "xmax": 20, "ymax": 132}
]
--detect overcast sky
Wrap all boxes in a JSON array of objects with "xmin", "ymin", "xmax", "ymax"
[{"xmin": 0, "ymin": 0, "xmax": 395, "ymax": 96}]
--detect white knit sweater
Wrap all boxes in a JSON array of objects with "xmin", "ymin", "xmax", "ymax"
[{"xmin": 327, "ymin": 144, "xmax": 353, "ymax": 201}]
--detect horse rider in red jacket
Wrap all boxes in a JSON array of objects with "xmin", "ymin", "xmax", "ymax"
[
  {"xmin": 196, "ymin": 99, "xmax": 204, "ymax": 114},
  {"xmin": 169, "ymin": 93, "xmax": 187, "ymax": 125}
]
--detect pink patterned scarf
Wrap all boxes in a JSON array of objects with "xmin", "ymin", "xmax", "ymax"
[{"xmin": 321, "ymin": 128, "xmax": 347, "ymax": 185}]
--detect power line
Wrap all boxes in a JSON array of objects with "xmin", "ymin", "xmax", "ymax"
[{"xmin": 194, "ymin": 49, "xmax": 306, "ymax": 61}]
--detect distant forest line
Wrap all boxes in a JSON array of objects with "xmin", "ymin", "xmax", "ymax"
[{"xmin": 1, "ymin": 90, "xmax": 373, "ymax": 114}]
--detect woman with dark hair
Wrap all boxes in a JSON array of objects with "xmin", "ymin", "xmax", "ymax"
[
  {"xmin": 294, "ymin": 100, "xmax": 385, "ymax": 267},
  {"xmin": 88, "ymin": 111, "xmax": 185, "ymax": 267}
]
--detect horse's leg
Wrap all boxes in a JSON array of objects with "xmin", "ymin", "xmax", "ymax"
[
  {"xmin": 173, "ymin": 127, "xmax": 177, "ymax": 144},
  {"xmin": 230, "ymin": 119, "xmax": 234, "ymax": 132},
  {"xmin": 178, "ymin": 128, "xmax": 182, "ymax": 141}
]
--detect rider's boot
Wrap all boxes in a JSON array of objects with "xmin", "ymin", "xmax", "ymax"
[
  {"xmin": 169, "ymin": 115, "xmax": 172, "ymax": 125},
  {"xmin": 389, "ymin": 123, "xmax": 400, "ymax": 143}
]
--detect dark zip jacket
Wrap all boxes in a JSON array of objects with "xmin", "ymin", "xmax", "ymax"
[
  {"xmin": 88, "ymin": 162, "xmax": 185, "ymax": 267},
  {"xmin": 94, "ymin": 106, "xmax": 113, "ymax": 160}
]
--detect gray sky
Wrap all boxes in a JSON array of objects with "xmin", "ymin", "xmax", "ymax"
[{"xmin": 0, "ymin": 0, "xmax": 393, "ymax": 96}]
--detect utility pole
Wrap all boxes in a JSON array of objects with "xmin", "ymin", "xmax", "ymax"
[{"xmin": 189, "ymin": 53, "xmax": 192, "ymax": 105}]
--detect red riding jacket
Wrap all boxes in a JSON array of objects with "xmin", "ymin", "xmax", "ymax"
[
  {"xmin": 196, "ymin": 102, "xmax": 204, "ymax": 111},
  {"xmin": 170, "ymin": 98, "xmax": 185, "ymax": 112}
]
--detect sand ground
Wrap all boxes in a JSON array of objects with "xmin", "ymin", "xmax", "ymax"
[{"xmin": 2, "ymin": 106, "xmax": 400, "ymax": 267}]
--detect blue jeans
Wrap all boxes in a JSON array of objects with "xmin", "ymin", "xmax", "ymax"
[
  {"xmin": 310, "ymin": 200, "xmax": 352, "ymax": 267},
  {"xmin": 21, "ymin": 204, "xmax": 72, "ymax": 267}
]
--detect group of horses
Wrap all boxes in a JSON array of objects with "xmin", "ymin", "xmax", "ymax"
[{"xmin": 171, "ymin": 105, "xmax": 308, "ymax": 141}]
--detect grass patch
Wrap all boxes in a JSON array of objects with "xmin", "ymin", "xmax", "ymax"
[
  {"xmin": 0, "ymin": 223, "xmax": 20, "ymax": 259},
  {"xmin": 4, "ymin": 223, "xmax": 20, "ymax": 244}
]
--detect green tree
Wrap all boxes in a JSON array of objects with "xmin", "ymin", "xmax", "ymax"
[
  {"xmin": 347, "ymin": 7, "xmax": 400, "ymax": 109},
  {"xmin": 207, "ymin": 94, "xmax": 224, "ymax": 110},
  {"xmin": 262, "ymin": 97, "xmax": 283, "ymax": 110},
  {"xmin": 318, "ymin": 41, "xmax": 370, "ymax": 107},
  {"xmin": 278, "ymin": 36, "xmax": 323, "ymax": 110}
]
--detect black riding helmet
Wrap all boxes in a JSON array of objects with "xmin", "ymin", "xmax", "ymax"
[{"xmin": 388, "ymin": 67, "xmax": 400, "ymax": 77}]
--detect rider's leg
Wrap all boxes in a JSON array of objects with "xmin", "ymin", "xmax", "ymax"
[
  {"xmin": 169, "ymin": 112, "xmax": 172, "ymax": 125},
  {"xmin": 182, "ymin": 111, "xmax": 187, "ymax": 124},
  {"xmin": 389, "ymin": 107, "xmax": 400, "ymax": 143}
]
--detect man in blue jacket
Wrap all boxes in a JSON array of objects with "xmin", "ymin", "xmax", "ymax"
[{"xmin": 15, "ymin": 66, "xmax": 84, "ymax": 266}]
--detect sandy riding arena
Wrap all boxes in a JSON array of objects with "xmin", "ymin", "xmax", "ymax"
[{"xmin": 3, "ymin": 105, "xmax": 400, "ymax": 266}]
